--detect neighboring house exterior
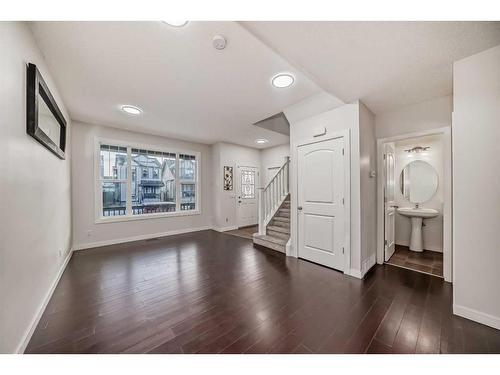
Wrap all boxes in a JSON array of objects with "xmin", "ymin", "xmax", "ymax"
[{"xmin": 102, "ymin": 150, "xmax": 196, "ymax": 215}]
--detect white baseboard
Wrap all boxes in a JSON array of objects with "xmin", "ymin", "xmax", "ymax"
[
  {"xmin": 362, "ymin": 253, "xmax": 377, "ymax": 277},
  {"xmin": 212, "ymin": 225, "xmax": 238, "ymax": 233},
  {"xmin": 345, "ymin": 253, "xmax": 376, "ymax": 280},
  {"xmin": 285, "ymin": 238, "xmax": 292, "ymax": 257},
  {"xmin": 16, "ymin": 248, "xmax": 73, "ymax": 353},
  {"xmin": 72, "ymin": 226, "xmax": 212, "ymax": 251},
  {"xmin": 453, "ymin": 304, "xmax": 500, "ymax": 330},
  {"xmin": 346, "ymin": 268, "xmax": 362, "ymax": 279}
]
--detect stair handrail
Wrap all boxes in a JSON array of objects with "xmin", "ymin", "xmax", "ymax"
[{"xmin": 257, "ymin": 156, "xmax": 290, "ymax": 235}]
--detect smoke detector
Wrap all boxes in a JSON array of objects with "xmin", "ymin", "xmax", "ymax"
[{"xmin": 212, "ymin": 35, "xmax": 227, "ymax": 50}]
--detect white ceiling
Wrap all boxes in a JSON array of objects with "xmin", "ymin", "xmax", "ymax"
[
  {"xmin": 29, "ymin": 21, "xmax": 323, "ymax": 148},
  {"xmin": 30, "ymin": 21, "xmax": 500, "ymax": 149},
  {"xmin": 242, "ymin": 21, "xmax": 500, "ymax": 114}
]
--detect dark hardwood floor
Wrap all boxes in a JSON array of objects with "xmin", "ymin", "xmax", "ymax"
[
  {"xmin": 26, "ymin": 230, "xmax": 500, "ymax": 354},
  {"xmin": 224, "ymin": 225, "xmax": 258, "ymax": 240}
]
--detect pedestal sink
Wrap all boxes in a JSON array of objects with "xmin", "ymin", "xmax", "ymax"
[{"xmin": 397, "ymin": 207, "xmax": 439, "ymax": 252}]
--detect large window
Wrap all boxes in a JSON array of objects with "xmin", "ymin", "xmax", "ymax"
[
  {"xmin": 96, "ymin": 141, "xmax": 199, "ymax": 222},
  {"xmin": 99, "ymin": 144, "xmax": 128, "ymax": 217}
]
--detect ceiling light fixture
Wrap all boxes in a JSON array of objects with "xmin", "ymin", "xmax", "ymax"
[
  {"xmin": 121, "ymin": 105, "xmax": 142, "ymax": 115},
  {"xmin": 271, "ymin": 73, "xmax": 295, "ymax": 88},
  {"xmin": 255, "ymin": 139, "xmax": 269, "ymax": 145},
  {"xmin": 162, "ymin": 21, "xmax": 189, "ymax": 27}
]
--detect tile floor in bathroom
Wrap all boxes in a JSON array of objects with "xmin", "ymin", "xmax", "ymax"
[{"xmin": 386, "ymin": 245, "xmax": 443, "ymax": 277}]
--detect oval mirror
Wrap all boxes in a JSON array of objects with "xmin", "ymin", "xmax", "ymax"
[{"xmin": 399, "ymin": 160, "xmax": 438, "ymax": 203}]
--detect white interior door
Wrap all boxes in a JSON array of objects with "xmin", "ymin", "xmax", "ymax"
[
  {"xmin": 298, "ymin": 137, "xmax": 346, "ymax": 271},
  {"xmin": 236, "ymin": 166, "xmax": 258, "ymax": 227},
  {"xmin": 384, "ymin": 143, "xmax": 396, "ymax": 261}
]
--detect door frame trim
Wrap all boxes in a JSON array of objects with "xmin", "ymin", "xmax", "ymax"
[
  {"xmin": 376, "ymin": 126, "xmax": 452, "ymax": 282},
  {"xmin": 292, "ymin": 129, "xmax": 351, "ymax": 274},
  {"xmin": 383, "ymin": 142, "xmax": 396, "ymax": 262}
]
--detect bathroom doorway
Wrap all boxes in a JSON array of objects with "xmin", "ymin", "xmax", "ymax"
[{"xmin": 376, "ymin": 127, "xmax": 452, "ymax": 281}]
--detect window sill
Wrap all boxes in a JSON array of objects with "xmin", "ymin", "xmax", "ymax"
[{"xmin": 95, "ymin": 209, "xmax": 201, "ymax": 224}]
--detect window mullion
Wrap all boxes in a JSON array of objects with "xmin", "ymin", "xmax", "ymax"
[
  {"xmin": 126, "ymin": 146, "xmax": 132, "ymax": 216},
  {"xmin": 176, "ymin": 154, "xmax": 180, "ymax": 212}
]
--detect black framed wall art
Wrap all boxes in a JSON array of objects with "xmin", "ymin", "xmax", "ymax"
[{"xmin": 26, "ymin": 63, "xmax": 67, "ymax": 159}]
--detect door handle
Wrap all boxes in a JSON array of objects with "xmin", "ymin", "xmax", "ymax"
[{"xmin": 298, "ymin": 206, "xmax": 303, "ymax": 211}]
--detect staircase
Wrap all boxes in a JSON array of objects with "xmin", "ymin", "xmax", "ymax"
[
  {"xmin": 253, "ymin": 157, "xmax": 290, "ymax": 253},
  {"xmin": 253, "ymin": 197, "xmax": 290, "ymax": 252}
]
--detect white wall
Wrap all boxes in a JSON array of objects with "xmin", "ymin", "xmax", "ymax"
[
  {"xmin": 452, "ymin": 44, "xmax": 500, "ymax": 329},
  {"xmin": 0, "ymin": 22, "xmax": 72, "ymax": 353},
  {"xmin": 359, "ymin": 103, "xmax": 377, "ymax": 273},
  {"xmin": 211, "ymin": 142, "xmax": 261, "ymax": 231},
  {"xmin": 71, "ymin": 122, "xmax": 213, "ymax": 249},
  {"xmin": 375, "ymin": 95, "xmax": 452, "ymax": 139},
  {"xmin": 289, "ymin": 101, "xmax": 376, "ymax": 277},
  {"xmin": 260, "ymin": 144, "xmax": 290, "ymax": 186},
  {"xmin": 289, "ymin": 103, "xmax": 363, "ymax": 276},
  {"xmin": 284, "ymin": 91, "xmax": 344, "ymax": 125},
  {"xmin": 394, "ymin": 135, "xmax": 444, "ymax": 252}
]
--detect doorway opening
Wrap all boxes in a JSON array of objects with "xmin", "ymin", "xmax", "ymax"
[{"xmin": 377, "ymin": 128, "xmax": 452, "ymax": 280}]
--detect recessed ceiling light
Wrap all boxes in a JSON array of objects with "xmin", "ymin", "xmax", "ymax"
[
  {"xmin": 121, "ymin": 105, "xmax": 142, "ymax": 115},
  {"xmin": 162, "ymin": 21, "xmax": 189, "ymax": 27},
  {"xmin": 255, "ymin": 139, "xmax": 269, "ymax": 145},
  {"xmin": 271, "ymin": 73, "xmax": 295, "ymax": 88}
]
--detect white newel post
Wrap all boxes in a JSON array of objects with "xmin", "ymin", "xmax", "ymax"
[
  {"xmin": 284, "ymin": 156, "xmax": 290, "ymax": 195},
  {"xmin": 258, "ymin": 187, "xmax": 265, "ymax": 235}
]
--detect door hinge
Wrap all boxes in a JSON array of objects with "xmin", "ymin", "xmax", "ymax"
[
  {"xmin": 342, "ymin": 198, "xmax": 345, "ymax": 205},
  {"xmin": 342, "ymin": 148, "xmax": 345, "ymax": 155},
  {"xmin": 383, "ymin": 153, "xmax": 386, "ymax": 160},
  {"xmin": 342, "ymin": 247, "xmax": 345, "ymax": 254}
]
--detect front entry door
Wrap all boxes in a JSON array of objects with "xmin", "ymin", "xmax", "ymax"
[
  {"xmin": 298, "ymin": 137, "xmax": 346, "ymax": 271},
  {"xmin": 236, "ymin": 166, "xmax": 258, "ymax": 227},
  {"xmin": 384, "ymin": 143, "xmax": 396, "ymax": 261}
]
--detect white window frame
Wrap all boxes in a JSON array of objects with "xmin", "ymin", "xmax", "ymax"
[{"xmin": 94, "ymin": 137, "xmax": 201, "ymax": 224}]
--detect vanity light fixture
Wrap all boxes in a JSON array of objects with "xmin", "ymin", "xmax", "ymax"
[
  {"xmin": 405, "ymin": 146, "xmax": 430, "ymax": 153},
  {"xmin": 271, "ymin": 73, "xmax": 295, "ymax": 88},
  {"xmin": 255, "ymin": 139, "xmax": 269, "ymax": 145},
  {"xmin": 162, "ymin": 21, "xmax": 189, "ymax": 27},
  {"xmin": 121, "ymin": 105, "xmax": 142, "ymax": 115}
]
